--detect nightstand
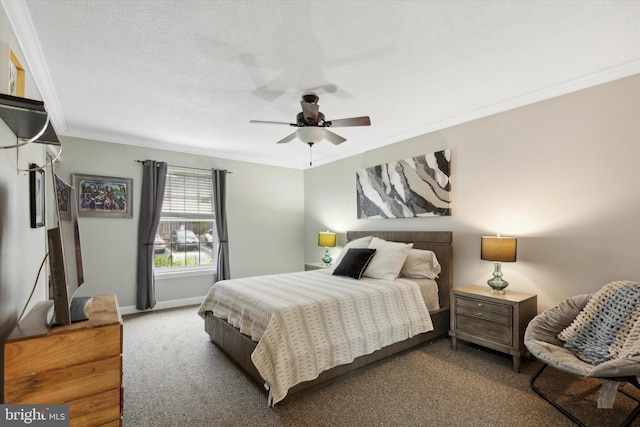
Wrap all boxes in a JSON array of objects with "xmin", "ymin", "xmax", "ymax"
[
  {"xmin": 304, "ymin": 262, "xmax": 333, "ymax": 271},
  {"xmin": 449, "ymin": 284, "xmax": 537, "ymax": 372}
]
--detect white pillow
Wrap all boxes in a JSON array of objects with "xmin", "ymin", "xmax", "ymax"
[
  {"xmin": 334, "ymin": 235, "xmax": 373, "ymax": 266},
  {"xmin": 363, "ymin": 237, "xmax": 413, "ymax": 280},
  {"xmin": 400, "ymin": 249, "xmax": 441, "ymax": 279}
]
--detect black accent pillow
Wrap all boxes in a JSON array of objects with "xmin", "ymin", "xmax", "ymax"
[{"xmin": 333, "ymin": 248, "xmax": 377, "ymax": 279}]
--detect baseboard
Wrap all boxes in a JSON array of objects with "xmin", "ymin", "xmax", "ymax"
[{"xmin": 119, "ymin": 296, "xmax": 205, "ymax": 315}]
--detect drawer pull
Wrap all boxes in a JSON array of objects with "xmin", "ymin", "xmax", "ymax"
[
  {"xmin": 477, "ymin": 312, "xmax": 483, "ymax": 317},
  {"xmin": 477, "ymin": 303, "xmax": 483, "ymax": 307}
]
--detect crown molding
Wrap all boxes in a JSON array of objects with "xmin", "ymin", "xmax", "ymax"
[{"xmin": 1, "ymin": 0, "xmax": 67, "ymax": 134}]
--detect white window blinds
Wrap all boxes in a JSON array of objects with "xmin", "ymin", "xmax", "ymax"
[{"xmin": 162, "ymin": 166, "xmax": 213, "ymax": 220}]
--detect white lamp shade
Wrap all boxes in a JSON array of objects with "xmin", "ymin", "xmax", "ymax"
[{"xmin": 297, "ymin": 127, "xmax": 326, "ymax": 144}]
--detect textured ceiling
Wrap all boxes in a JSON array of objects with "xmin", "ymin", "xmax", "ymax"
[{"xmin": 4, "ymin": 0, "xmax": 640, "ymax": 169}]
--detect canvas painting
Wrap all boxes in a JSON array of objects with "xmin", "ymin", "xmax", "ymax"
[
  {"xmin": 73, "ymin": 174, "xmax": 133, "ymax": 217},
  {"xmin": 356, "ymin": 150, "xmax": 451, "ymax": 219},
  {"xmin": 54, "ymin": 174, "xmax": 71, "ymax": 221}
]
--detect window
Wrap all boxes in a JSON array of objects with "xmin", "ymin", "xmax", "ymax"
[{"xmin": 154, "ymin": 166, "xmax": 216, "ymax": 270}]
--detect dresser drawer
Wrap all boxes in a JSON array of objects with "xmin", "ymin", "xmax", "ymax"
[
  {"xmin": 4, "ymin": 356, "xmax": 121, "ymax": 404},
  {"xmin": 456, "ymin": 314, "xmax": 513, "ymax": 345},
  {"xmin": 69, "ymin": 388, "xmax": 122, "ymax": 427},
  {"xmin": 4, "ymin": 324, "xmax": 122, "ymax": 381}
]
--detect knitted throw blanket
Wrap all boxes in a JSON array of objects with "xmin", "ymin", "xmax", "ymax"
[{"xmin": 558, "ymin": 281, "xmax": 640, "ymax": 365}]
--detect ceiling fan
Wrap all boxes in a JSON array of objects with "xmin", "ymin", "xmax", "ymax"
[{"xmin": 250, "ymin": 93, "xmax": 371, "ymax": 165}]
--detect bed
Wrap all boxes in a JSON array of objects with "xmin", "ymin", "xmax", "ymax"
[{"xmin": 199, "ymin": 230, "xmax": 452, "ymax": 405}]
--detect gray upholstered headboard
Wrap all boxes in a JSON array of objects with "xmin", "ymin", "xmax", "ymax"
[{"xmin": 346, "ymin": 230, "xmax": 453, "ymax": 310}]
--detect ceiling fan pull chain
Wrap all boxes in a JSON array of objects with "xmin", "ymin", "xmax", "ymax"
[{"xmin": 308, "ymin": 142, "xmax": 313, "ymax": 166}]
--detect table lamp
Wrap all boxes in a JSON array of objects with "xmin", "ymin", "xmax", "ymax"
[
  {"xmin": 318, "ymin": 231, "xmax": 336, "ymax": 265},
  {"xmin": 481, "ymin": 236, "xmax": 517, "ymax": 294}
]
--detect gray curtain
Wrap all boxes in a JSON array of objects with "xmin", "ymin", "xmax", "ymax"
[
  {"xmin": 213, "ymin": 169, "xmax": 230, "ymax": 281},
  {"xmin": 136, "ymin": 160, "xmax": 167, "ymax": 309}
]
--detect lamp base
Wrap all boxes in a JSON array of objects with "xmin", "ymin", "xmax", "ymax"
[
  {"xmin": 487, "ymin": 262, "xmax": 509, "ymax": 294},
  {"xmin": 322, "ymin": 248, "xmax": 332, "ymax": 266}
]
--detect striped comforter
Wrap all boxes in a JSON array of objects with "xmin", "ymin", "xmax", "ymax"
[{"xmin": 198, "ymin": 269, "xmax": 434, "ymax": 405}]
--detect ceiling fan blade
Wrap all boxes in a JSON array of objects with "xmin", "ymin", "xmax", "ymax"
[
  {"xmin": 304, "ymin": 84, "xmax": 338, "ymax": 95},
  {"xmin": 327, "ymin": 116, "xmax": 371, "ymax": 127},
  {"xmin": 276, "ymin": 132, "xmax": 297, "ymax": 144},
  {"xmin": 300, "ymin": 101, "xmax": 319, "ymax": 123},
  {"xmin": 324, "ymin": 130, "xmax": 347, "ymax": 145},
  {"xmin": 250, "ymin": 120, "xmax": 295, "ymax": 126}
]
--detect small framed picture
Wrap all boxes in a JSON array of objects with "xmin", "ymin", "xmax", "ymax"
[
  {"xmin": 73, "ymin": 174, "xmax": 133, "ymax": 218},
  {"xmin": 29, "ymin": 164, "xmax": 45, "ymax": 228},
  {"xmin": 0, "ymin": 43, "xmax": 25, "ymax": 97}
]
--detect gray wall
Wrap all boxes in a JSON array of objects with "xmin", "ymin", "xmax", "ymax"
[
  {"xmin": 304, "ymin": 75, "xmax": 640, "ymax": 312},
  {"xmin": 52, "ymin": 136, "xmax": 305, "ymax": 309}
]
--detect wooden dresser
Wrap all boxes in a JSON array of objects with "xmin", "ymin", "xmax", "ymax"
[
  {"xmin": 4, "ymin": 294, "xmax": 123, "ymax": 427},
  {"xmin": 449, "ymin": 285, "xmax": 537, "ymax": 372}
]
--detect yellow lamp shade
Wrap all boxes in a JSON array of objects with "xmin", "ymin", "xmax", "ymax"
[{"xmin": 318, "ymin": 231, "xmax": 336, "ymax": 248}]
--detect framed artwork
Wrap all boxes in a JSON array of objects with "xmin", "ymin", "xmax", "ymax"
[
  {"xmin": 0, "ymin": 42, "xmax": 25, "ymax": 97},
  {"xmin": 356, "ymin": 150, "xmax": 452, "ymax": 219},
  {"xmin": 73, "ymin": 174, "xmax": 133, "ymax": 218},
  {"xmin": 9, "ymin": 49, "xmax": 25, "ymax": 97},
  {"xmin": 54, "ymin": 173, "xmax": 71, "ymax": 220},
  {"xmin": 29, "ymin": 164, "xmax": 45, "ymax": 228}
]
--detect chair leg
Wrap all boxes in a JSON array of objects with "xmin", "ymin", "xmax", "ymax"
[
  {"xmin": 531, "ymin": 365, "xmax": 640, "ymax": 427},
  {"xmin": 618, "ymin": 377, "xmax": 640, "ymax": 427},
  {"xmin": 620, "ymin": 402, "xmax": 640, "ymax": 427},
  {"xmin": 530, "ymin": 363, "xmax": 586, "ymax": 427},
  {"xmin": 619, "ymin": 376, "xmax": 640, "ymax": 403}
]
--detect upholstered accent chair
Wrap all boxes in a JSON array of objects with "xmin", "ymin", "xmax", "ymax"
[{"xmin": 524, "ymin": 289, "xmax": 640, "ymax": 427}]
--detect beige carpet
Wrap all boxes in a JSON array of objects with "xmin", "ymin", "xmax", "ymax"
[{"xmin": 122, "ymin": 305, "xmax": 640, "ymax": 427}]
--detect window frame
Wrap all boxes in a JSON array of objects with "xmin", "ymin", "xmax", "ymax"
[{"xmin": 154, "ymin": 166, "xmax": 217, "ymax": 273}]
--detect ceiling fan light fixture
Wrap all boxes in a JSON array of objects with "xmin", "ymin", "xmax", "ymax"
[{"xmin": 296, "ymin": 127, "xmax": 325, "ymax": 144}]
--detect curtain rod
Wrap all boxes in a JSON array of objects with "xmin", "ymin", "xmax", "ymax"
[{"xmin": 135, "ymin": 160, "xmax": 232, "ymax": 173}]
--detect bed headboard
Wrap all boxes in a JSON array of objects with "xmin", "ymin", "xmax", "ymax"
[{"xmin": 346, "ymin": 230, "xmax": 453, "ymax": 310}]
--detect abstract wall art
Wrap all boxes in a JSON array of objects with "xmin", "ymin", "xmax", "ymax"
[{"xmin": 356, "ymin": 150, "xmax": 451, "ymax": 219}]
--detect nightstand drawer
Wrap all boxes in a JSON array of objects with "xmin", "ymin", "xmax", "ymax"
[
  {"xmin": 455, "ymin": 296, "xmax": 512, "ymax": 316},
  {"xmin": 456, "ymin": 314, "xmax": 512, "ymax": 345},
  {"xmin": 456, "ymin": 304, "xmax": 512, "ymax": 324}
]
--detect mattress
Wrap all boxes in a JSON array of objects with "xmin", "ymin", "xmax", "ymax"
[{"xmin": 398, "ymin": 276, "xmax": 439, "ymax": 311}]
